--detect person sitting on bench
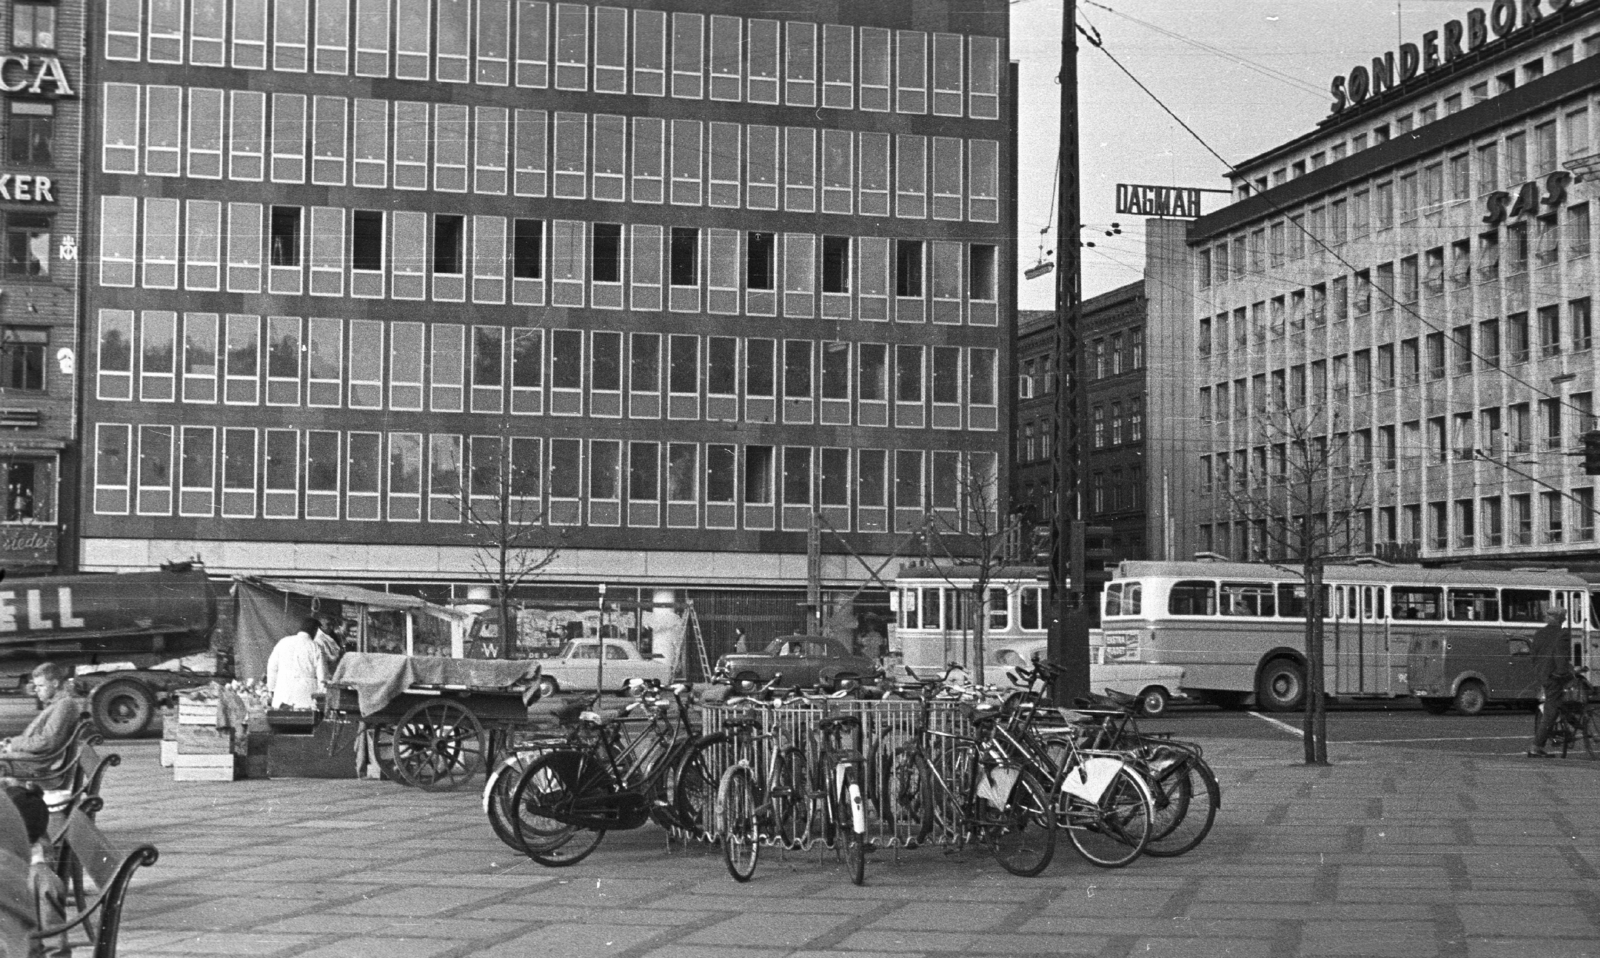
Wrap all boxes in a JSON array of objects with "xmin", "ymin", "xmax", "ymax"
[{"xmin": 0, "ymin": 664, "xmax": 86, "ymax": 782}]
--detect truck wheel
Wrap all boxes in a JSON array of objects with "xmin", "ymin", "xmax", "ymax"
[
  {"xmin": 93, "ymin": 680, "xmax": 156, "ymax": 739},
  {"xmin": 1452, "ymin": 681, "xmax": 1487, "ymax": 716},
  {"xmin": 1255, "ymin": 658, "xmax": 1305, "ymax": 712},
  {"xmin": 536, "ymin": 676, "xmax": 558, "ymax": 698}
]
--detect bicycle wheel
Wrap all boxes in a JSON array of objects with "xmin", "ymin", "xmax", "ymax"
[
  {"xmin": 1061, "ymin": 763, "xmax": 1154, "ymax": 869},
  {"xmin": 890, "ymin": 746, "xmax": 934, "ymax": 844},
  {"xmin": 671, "ymin": 735, "xmax": 722, "ymax": 837},
  {"xmin": 984, "ymin": 767, "xmax": 1056, "ymax": 878},
  {"xmin": 1579, "ymin": 709, "xmax": 1600, "ymax": 760},
  {"xmin": 484, "ymin": 754, "xmax": 530, "ymax": 852},
  {"xmin": 841, "ymin": 765, "xmax": 866, "ymax": 886},
  {"xmin": 510, "ymin": 751, "xmax": 608, "ymax": 867},
  {"xmin": 1144, "ymin": 759, "xmax": 1219, "ymax": 858},
  {"xmin": 718, "ymin": 765, "xmax": 761, "ymax": 882},
  {"xmin": 775, "ymin": 746, "xmax": 812, "ymax": 847}
]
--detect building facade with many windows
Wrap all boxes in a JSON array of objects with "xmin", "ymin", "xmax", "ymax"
[
  {"xmin": 0, "ymin": 0, "xmax": 82, "ymax": 573},
  {"xmin": 78, "ymin": 0, "xmax": 1015, "ymax": 601},
  {"xmin": 1188, "ymin": 1, "xmax": 1600, "ymax": 562}
]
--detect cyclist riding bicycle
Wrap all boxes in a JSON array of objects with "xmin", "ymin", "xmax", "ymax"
[{"xmin": 1528, "ymin": 607, "xmax": 1575, "ymax": 758}]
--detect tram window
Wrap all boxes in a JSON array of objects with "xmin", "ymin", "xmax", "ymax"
[
  {"xmin": 1391, "ymin": 586, "xmax": 1443, "ymax": 620},
  {"xmin": 987, "ymin": 587, "xmax": 1009, "ymax": 631},
  {"xmin": 1019, "ymin": 587, "xmax": 1042, "ymax": 630},
  {"xmin": 1168, "ymin": 580, "xmax": 1217, "ymax": 616},
  {"xmin": 1221, "ymin": 583, "xmax": 1274, "ymax": 617},
  {"xmin": 1447, "ymin": 588, "xmax": 1499, "ymax": 621},
  {"xmin": 900, "ymin": 590, "xmax": 918, "ymax": 629},
  {"xmin": 1104, "ymin": 583, "xmax": 1121, "ymax": 617},
  {"xmin": 1366, "ymin": 587, "xmax": 1383, "ymax": 620},
  {"xmin": 1123, "ymin": 583, "xmax": 1141, "ymax": 615},
  {"xmin": 1502, "ymin": 589, "xmax": 1549, "ymax": 622},
  {"xmin": 921, "ymin": 587, "xmax": 942, "ymax": 630}
]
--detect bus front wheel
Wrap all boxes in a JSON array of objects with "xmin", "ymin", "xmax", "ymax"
[{"xmin": 1256, "ymin": 659, "xmax": 1305, "ymax": 712}]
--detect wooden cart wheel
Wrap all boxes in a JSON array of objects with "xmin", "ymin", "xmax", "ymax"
[{"xmin": 390, "ymin": 699, "xmax": 487, "ymax": 791}]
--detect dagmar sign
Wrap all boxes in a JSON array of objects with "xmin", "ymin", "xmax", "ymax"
[
  {"xmin": 1115, "ymin": 184, "xmax": 1203, "ymax": 218},
  {"xmin": 1330, "ymin": 0, "xmax": 1582, "ymax": 114}
]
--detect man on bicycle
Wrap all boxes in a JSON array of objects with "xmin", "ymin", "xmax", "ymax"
[{"xmin": 1528, "ymin": 607, "xmax": 1575, "ymax": 758}]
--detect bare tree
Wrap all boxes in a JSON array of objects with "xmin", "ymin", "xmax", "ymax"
[
  {"xmin": 452, "ymin": 423, "xmax": 564, "ymax": 659},
  {"xmin": 1216, "ymin": 403, "xmax": 1371, "ymax": 765},
  {"xmin": 917, "ymin": 453, "xmax": 1017, "ymax": 685}
]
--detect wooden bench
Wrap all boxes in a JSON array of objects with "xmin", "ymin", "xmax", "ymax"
[
  {"xmin": 32, "ymin": 798, "xmax": 158, "ymax": 958},
  {"xmin": 0, "ymin": 715, "xmax": 98, "ymax": 791},
  {"xmin": 50, "ymin": 738, "xmax": 123, "ymax": 925},
  {"xmin": 1, "ymin": 793, "xmax": 34, "ymax": 958}
]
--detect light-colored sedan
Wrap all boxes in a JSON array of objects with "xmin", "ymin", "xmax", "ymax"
[{"xmin": 988, "ymin": 639, "xmax": 1187, "ymax": 717}]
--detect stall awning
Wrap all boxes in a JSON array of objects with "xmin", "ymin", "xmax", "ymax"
[{"xmin": 242, "ymin": 577, "xmax": 470, "ymax": 620}]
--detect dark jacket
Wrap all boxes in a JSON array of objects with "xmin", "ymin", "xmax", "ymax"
[{"xmin": 1530, "ymin": 620, "xmax": 1575, "ymax": 688}]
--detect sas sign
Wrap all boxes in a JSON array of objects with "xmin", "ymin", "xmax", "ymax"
[{"xmin": 1115, "ymin": 184, "xmax": 1203, "ymax": 218}]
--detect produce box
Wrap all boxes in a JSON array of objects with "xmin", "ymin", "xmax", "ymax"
[
  {"xmin": 177, "ymin": 701, "xmax": 217, "ymax": 726},
  {"xmin": 160, "ymin": 741, "xmax": 177, "ymax": 767},
  {"xmin": 175, "ymin": 725, "xmax": 235, "ymax": 754},
  {"xmin": 173, "ymin": 753, "xmax": 241, "ymax": 782}
]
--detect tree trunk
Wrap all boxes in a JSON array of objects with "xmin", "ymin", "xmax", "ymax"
[{"xmin": 1302, "ymin": 560, "xmax": 1328, "ymax": 765}]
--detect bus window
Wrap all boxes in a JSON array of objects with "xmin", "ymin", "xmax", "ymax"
[
  {"xmin": 1104, "ymin": 583, "xmax": 1121, "ymax": 617},
  {"xmin": 1221, "ymin": 583, "xmax": 1274, "ymax": 617},
  {"xmin": 1502, "ymin": 589, "xmax": 1549, "ymax": 623},
  {"xmin": 1275, "ymin": 583, "xmax": 1329, "ymax": 618},
  {"xmin": 1168, "ymin": 580, "xmax": 1217, "ymax": 616},
  {"xmin": 1447, "ymin": 588, "xmax": 1499, "ymax": 621},
  {"xmin": 1019, "ymin": 587, "xmax": 1043, "ymax": 630},
  {"xmin": 987, "ymin": 588, "xmax": 1010, "ymax": 631},
  {"xmin": 1391, "ymin": 586, "xmax": 1443, "ymax": 620},
  {"xmin": 1123, "ymin": 583, "xmax": 1141, "ymax": 616}
]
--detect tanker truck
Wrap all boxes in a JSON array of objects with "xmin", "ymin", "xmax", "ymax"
[{"xmin": 0, "ymin": 563, "xmax": 221, "ymax": 738}]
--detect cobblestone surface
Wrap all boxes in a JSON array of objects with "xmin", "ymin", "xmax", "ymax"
[{"xmin": 86, "ymin": 736, "xmax": 1600, "ymax": 957}]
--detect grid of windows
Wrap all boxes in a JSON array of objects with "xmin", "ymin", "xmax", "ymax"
[
  {"xmin": 100, "ymin": 91, "xmax": 1003, "ymax": 224},
  {"xmin": 102, "ymin": 1, "xmax": 1004, "ymax": 120}
]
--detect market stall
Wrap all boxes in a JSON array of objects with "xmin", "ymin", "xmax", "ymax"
[{"xmin": 326, "ymin": 652, "xmax": 542, "ymax": 791}]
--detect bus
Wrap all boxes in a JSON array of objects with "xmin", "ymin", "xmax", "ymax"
[
  {"xmin": 1100, "ymin": 559, "xmax": 1597, "ymax": 711},
  {"xmin": 893, "ymin": 565, "xmax": 1050, "ymax": 677}
]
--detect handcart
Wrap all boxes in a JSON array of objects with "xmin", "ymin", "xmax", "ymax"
[{"xmin": 327, "ymin": 653, "xmax": 542, "ymax": 791}]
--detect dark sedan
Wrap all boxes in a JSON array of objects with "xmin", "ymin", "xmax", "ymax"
[{"xmin": 715, "ymin": 636, "xmax": 876, "ymax": 693}]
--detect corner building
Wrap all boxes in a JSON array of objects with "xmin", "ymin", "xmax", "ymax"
[
  {"xmin": 0, "ymin": 0, "xmax": 84, "ymax": 575},
  {"xmin": 78, "ymin": 0, "xmax": 1015, "ymax": 606},
  {"xmin": 1187, "ymin": 0, "xmax": 1600, "ymax": 562}
]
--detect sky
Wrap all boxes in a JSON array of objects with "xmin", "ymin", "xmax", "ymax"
[{"xmin": 1010, "ymin": 0, "xmax": 1492, "ymax": 305}]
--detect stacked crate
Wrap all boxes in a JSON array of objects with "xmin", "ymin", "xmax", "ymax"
[
  {"xmin": 171, "ymin": 694, "xmax": 240, "ymax": 782},
  {"xmin": 159, "ymin": 707, "xmax": 177, "ymax": 767}
]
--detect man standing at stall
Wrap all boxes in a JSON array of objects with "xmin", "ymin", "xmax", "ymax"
[{"xmin": 267, "ymin": 618, "xmax": 328, "ymax": 710}]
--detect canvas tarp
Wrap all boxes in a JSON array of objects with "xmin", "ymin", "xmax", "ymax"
[
  {"xmin": 231, "ymin": 578, "xmax": 468, "ymax": 683},
  {"xmin": 329, "ymin": 652, "xmax": 539, "ymax": 717}
]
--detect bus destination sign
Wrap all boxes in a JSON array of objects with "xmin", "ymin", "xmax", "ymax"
[{"xmin": 1115, "ymin": 183, "xmax": 1204, "ymax": 218}]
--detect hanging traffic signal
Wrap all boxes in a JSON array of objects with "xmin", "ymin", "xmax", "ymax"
[{"xmin": 1585, "ymin": 431, "xmax": 1600, "ymax": 475}]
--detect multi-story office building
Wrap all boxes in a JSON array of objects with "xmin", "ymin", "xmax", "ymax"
[
  {"xmin": 77, "ymin": 1, "xmax": 1015, "ymax": 623},
  {"xmin": 0, "ymin": 0, "xmax": 83, "ymax": 574},
  {"xmin": 1013, "ymin": 220, "xmax": 1192, "ymax": 567},
  {"xmin": 1188, "ymin": 2, "xmax": 1600, "ymax": 562}
]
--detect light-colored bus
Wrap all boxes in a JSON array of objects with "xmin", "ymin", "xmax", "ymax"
[
  {"xmin": 1100, "ymin": 559, "xmax": 1597, "ymax": 711},
  {"xmin": 893, "ymin": 565, "xmax": 1050, "ymax": 677}
]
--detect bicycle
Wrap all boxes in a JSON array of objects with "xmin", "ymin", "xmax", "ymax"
[
  {"xmin": 806, "ymin": 705, "xmax": 871, "ymax": 885},
  {"xmin": 713, "ymin": 682, "xmax": 808, "ymax": 882},
  {"xmin": 509, "ymin": 679, "xmax": 711, "ymax": 866},
  {"xmin": 1063, "ymin": 686, "xmax": 1220, "ymax": 857},
  {"xmin": 888, "ymin": 673, "xmax": 1058, "ymax": 877},
  {"xmin": 1544, "ymin": 667, "xmax": 1599, "ymax": 759}
]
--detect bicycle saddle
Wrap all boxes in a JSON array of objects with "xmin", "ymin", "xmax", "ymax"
[{"xmin": 960, "ymin": 701, "xmax": 1001, "ymax": 724}]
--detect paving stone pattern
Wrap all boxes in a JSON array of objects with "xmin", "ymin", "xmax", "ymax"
[{"xmin": 89, "ymin": 737, "xmax": 1600, "ymax": 958}]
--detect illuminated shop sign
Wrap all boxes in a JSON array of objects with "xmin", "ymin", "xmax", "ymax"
[
  {"xmin": 0, "ymin": 56, "xmax": 73, "ymax": 97},
  {"xmin": 1330, "ymin": 0, "xmax": 1582, "ymax": 114}
]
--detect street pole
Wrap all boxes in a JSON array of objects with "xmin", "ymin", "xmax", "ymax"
[
  {"xmin": 1047, "ymin": 0, "xmax": 1092, "ymax": 705},
  {"xmin": 596, "ymin": 582, "xmax": 607, "ymax": 698}
]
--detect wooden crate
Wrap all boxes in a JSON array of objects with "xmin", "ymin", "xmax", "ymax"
[
  {"xmin": 159, "ymin": 740, "xmax": 177, "ymax": 767},
  {"xmin": 173, "ymin": 753, "xmax": 240, "ymax": 782},
  {"xmin": 175, "ymin": 725, "xmax": 235, "ymax": 754},
  {"xmin": 176, "ymin": 702, "xmax": 217, "ymax": 725}
]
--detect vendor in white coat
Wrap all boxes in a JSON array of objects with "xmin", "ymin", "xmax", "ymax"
[{"xmin": 267, "ymin": 617, "xmax": 328, "ymax": 709}]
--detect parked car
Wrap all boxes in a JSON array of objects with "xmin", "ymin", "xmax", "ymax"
[
  {"xmin": 1406, "ymin": 632, "xmax": 1543, "ymax": 715},
  {"xmin": 715, "ymin": 636, "xmax": 877, "ymax": 693},
  {"xmin": 986, "ymin": 639, "xmax": 1188, "ymax": 717},
  {"xmin": 530, "ymin": 639, "xmax": 671, "ymax": 695}
]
